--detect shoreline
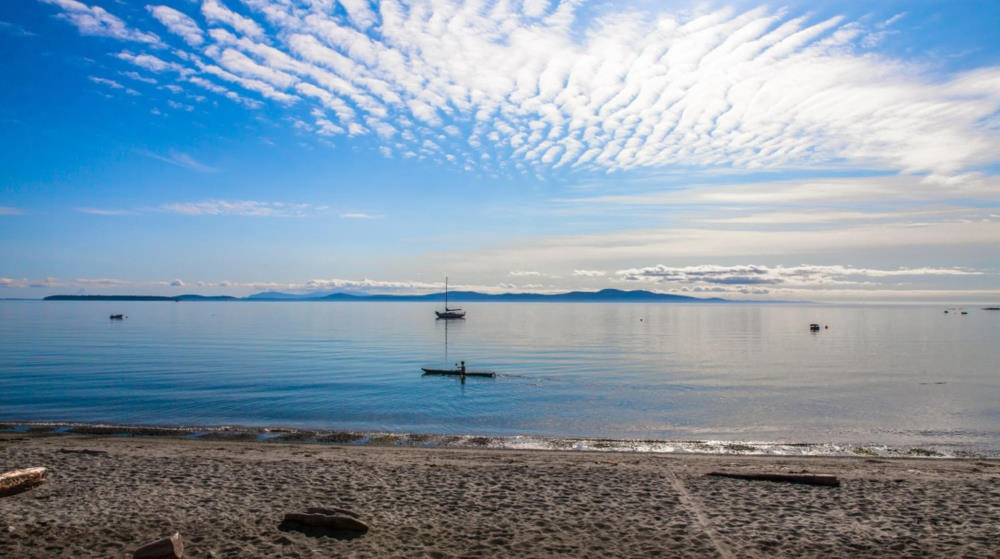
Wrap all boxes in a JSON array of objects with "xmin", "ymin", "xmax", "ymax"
[
  {"xmin": 3, "ymin": 431, "xmax": 998, "ymax": 558},
  {"xmin": 2, "ymin": 421, "xmax": 996, "ymax": 460}
]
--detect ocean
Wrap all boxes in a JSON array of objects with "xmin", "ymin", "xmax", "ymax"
[{"xmin": 1, "ymin": 300, "xmax": 998, "ymax": 456}]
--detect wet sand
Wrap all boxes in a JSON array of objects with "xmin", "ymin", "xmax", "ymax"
[{"xmin": 1, "ymin": 431, "xmax": 998, "ymax": 558}]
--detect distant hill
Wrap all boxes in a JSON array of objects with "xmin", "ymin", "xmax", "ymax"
[
  {"xmin": 42, "ymin": 289, "xmax": 735, "ymax": 303},
  {"xmin": 247, "ymin": 288, "xmax": 727, "ymax": 303},
  {"xmin": 245, "ymin": 291, "xmax": 307, "ymax": 300}
]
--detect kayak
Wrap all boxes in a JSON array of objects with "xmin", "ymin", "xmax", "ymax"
[{"xmin": 421, "ymin": 368, "xmax": 495, "ymax": 378}]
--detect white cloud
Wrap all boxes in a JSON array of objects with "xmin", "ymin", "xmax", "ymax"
[
  {"xmin": 43, "ymin": 1, "xmax": 1000, "ymax": 177},
  {"xmin": 428, "ymin": 219, "xmax": 1000, "ymax": 284},
  {"xmin": 117, "ymin": 51, "xmax": 188, "ymax": 74},
  {"xmin": 315, "ymin": 117, "xmax": 345, "ymax": 135},
  {"xmin": 199, "ymin": 62, "xmax": 299, "ymax": 103},
  {"xmin": 216, "ymin": 48, "xmax": 298, "ymax": 89},
  {"xmin": 158, "ymin": 199, "xmax": 321, "ymax": 217},
  {"xmin": 147, "ymin": 5, "xmax": 204, "ymax": 46},
  {"xmin": 121, "ymin": 70, "xmax": 157, "ymax": 84},
  {"xmin": 167, "ymin": 99, "xmax": 194, "ymax": 111},
  {"xmin": 572, "ymin": 269, "xmax": 606, "ymax": 277},
  {"xmin": 88, "ymin": 75, "xmax": 124, "ymax": 89},
  {"xmin": 41, "ymin": 0, "xmax": 161, "ymax": 44},
  {"xmin": 76, "ymin": 207, "xmax": 134, "ymax": 215},
  {"xmin": 522, "ymin": 0, "xmax": 551, "ymax": 19},
  {"xmin": 72, "ymin": 277, "xmax": 133, "ymax": 287},
  {"xmin": 338, "ymin": 0, "xmax": 378, "ymax": 29},
  {"xmin": 301, "ymin": 278, "xmax": 441, "ymax": 292},
  {"xmin": 339, "ymin": 212, "xmax": 381, "ymax": 219},
  {"xmin": 556, "ymin": 175, "xmax": 1000, "ymax": 220},
  {"xmin": 201, "ymin": 0, "xmax": 263, "ymax": 39},
  {"xmin": 509, "ymin": 271, "xmax": 542, "ymax": 277},
  {"xmin": 138, "ymin": 150, "xmax": 218, "ymax": 172},
  {"xmin": 615, "ymin": 264, "xmax": 982, "ymax": 288}
]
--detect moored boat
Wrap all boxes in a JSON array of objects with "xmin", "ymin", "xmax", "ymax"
[{"xmin": 435, "ymin": 276, "xmax": 465, "ymax": 319}]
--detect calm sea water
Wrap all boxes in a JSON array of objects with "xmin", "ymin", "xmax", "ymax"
[{"xmin": 1, "ymin": 301, "xmax": 998, "ymax": 454}]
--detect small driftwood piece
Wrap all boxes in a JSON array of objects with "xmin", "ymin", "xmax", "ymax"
[
  {"xmin": 0, "ymin": 467, "xmax": 47, "ymax": 497},
  {"xmin": 283, "ymin": 511, "xmax": 369, "ymax": 533},
  {"xmin": 707, "ymin": 472, "xmax": 840, "ymax": 487},
  {"xmin": 133, "ymin": 532, "xmax": 183, "ymax": 559}
]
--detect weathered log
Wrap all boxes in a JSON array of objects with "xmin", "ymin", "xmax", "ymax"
[
  {"xmin": 0, "ymin": 467, "xmax": 47, "ymax": 497},
  {"xmin": 304, "ymin": 506, "xmax": 360, "ymax": 519},
  {"xmin": 133, "ymin": 532, "xmax": 183, "ymax": 559},
  {"xmin": 706, "ymin": 472, "xmax": 840, "ymax": 487},
  {"xmin": 283, "ymin": 512, "xmax": 369, "ymax": 533}
]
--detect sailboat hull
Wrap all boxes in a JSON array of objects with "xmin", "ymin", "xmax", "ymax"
[{"xmin": 435, "ymin": 310, "xmax": 465, "ymax": 319}]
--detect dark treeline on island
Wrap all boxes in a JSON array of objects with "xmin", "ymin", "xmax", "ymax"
[
  {"xmin": 44, "ymin": 295, "xmax": 183, "ymax": 302},
  {"xmin": 43, "ymin": 295, "xmax": 238, "ymax": 302},
  {"xmin": 43, "ymin": 289, "xmax": 732, "ymax": 303}
]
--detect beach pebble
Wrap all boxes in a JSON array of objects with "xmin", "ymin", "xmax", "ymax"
[{"xmin": 133, "ymin": 532, "xmax": 183, "ymax": 559}]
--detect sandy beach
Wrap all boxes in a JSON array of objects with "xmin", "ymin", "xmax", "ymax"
[{"xmin": 1, "ymin": 431, "xmax": 998, "ymax": 558}]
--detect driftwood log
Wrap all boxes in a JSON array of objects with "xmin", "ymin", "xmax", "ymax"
[
  {"xmin": 283, "ymin": 511, "xmax": 369, "ymax": 533},
  {"xmin": 133, "ymin": 532, "xmax": 183, "ymax": 559},
  {"xmin": 707, "ymin": 472, "xmax": 840, "ymax": 487},
  {"xmin": 0, "ymin": 467, "xmax": 47, "ymax": 497}
]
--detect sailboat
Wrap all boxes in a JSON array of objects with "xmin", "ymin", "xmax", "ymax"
[{"xmin": 435, "ymin": 276, "xmax": 466, "ymax": 319}]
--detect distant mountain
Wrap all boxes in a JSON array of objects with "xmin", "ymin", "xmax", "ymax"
[
  {"xmin": 245, "ymin": 291, "xmax": 304, "ymax": 300},
  {"xmin": 246, "ymin": 288, "xmax": 728, "ymax": 303},
  {"xmin": 246, "ymin": 290, "xmax": 369, "ymax": 300}
]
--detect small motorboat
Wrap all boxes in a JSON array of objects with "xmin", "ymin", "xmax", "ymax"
[{"xmin": 109, "ymin": 314, "xmax": 125, "ymax": 320}]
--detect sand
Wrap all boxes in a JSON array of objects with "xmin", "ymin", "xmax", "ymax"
[{"xmin": 1, "ymin": 431, "xmax": 998, "ymax": 558}]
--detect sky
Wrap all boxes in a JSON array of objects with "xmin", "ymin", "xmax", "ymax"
[{"xmin": 1, "ymin": 0, "xmax": 998, "ymax": 302}]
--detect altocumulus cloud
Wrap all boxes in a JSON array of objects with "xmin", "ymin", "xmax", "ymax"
[
  {"xmin": 40, "ymin": 0, "xmax": 161, "ymax": 44},
  {"xmin": 616, "ymin": 264, "xmax": 984, "ymax": 288},
  {"xmin": 38, "ymin": 0, "xmax": 1000, "ymax": 177}
]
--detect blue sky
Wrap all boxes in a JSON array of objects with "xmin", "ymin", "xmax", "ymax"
[{"xmin": 1, "ymin": 0, "xmax": 998, "ymax": 301}]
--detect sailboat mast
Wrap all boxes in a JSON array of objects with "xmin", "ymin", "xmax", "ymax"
[{"xmin": 445, "ymin": 276, "xmax": 448, "ymax": 309}]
